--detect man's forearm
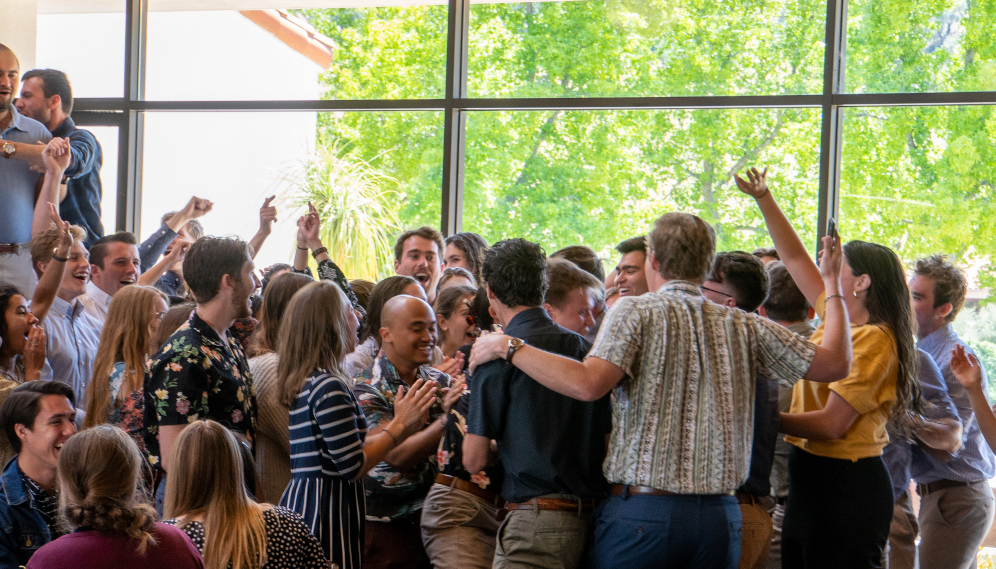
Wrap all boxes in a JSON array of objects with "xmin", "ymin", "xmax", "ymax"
[
  {"xmin": 915, "ymin": 417, "xmax": 963, "ymax": 454},
  {"xmin": 11, "ymin": 142, "xmax": 46, "ymax": 169},
  {"xmin": 382, "ymin": 419, "xmax": 444, "ymax": 471},
  {"xmin": 138, "ymin": 255, "xmax": 173, "ymax": 286}
]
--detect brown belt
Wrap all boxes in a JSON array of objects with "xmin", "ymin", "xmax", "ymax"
[
  {"xmin": 735, "ymin": 491, "xmax": 762, "ymax": 506},
  {"xmin": 504, "ymin": 497, "xmax": 596, "ymax": 513},
  {"xmin": 610, "ymin": 484, "xmax": 677, "ymax": 497},
  {"xmin": 434, "ymin": 473, "xmax": 505, "ymax": 507},
  {"xmin": 0, "ymin": 243, "xmax": 27, "ymax": 255},
  {"xmin": 916, "ymin": 479, "xmax": 972, "ymax": 496}
]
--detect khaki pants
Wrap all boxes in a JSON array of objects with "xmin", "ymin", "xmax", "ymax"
[
  {"xmin": 739, "ymin": 502, "xmax": 772, "ymax": 569},
  {"xmin": 884, "ymin": 489, "xmax": 918, "ymax": 569},
  {"xmin": 493, "ymin": 494, "xmax": 591, "ymax": 569},
  {"xmin": 918, "ymin": 480, "xmax": 995, "ymax": 569},
  {"xmin": 420, "ymin": 483, "xmax": 502, "ymax": 569}
]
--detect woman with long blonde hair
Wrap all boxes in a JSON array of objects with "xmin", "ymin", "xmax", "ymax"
[
  {"xmin": 84, "ymin": 286, "xmax": 168, "ymax": 455},
  {"xmin": 25, "ymin": 425, "xmax": 203, "ymax": 569},
  {"xmin": 163, "ymin": 419, "xmax": 329, "ymax": 569},
  {"xmin": 277, "ymin": 281, "xmax": 437, "ymax": 569}
]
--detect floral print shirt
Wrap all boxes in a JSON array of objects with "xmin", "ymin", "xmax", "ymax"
[
  {"xmin": 293, "ymin": 258, "xmax": 366, "ymax": 318},
  {"xmin": 436, "ymin": 369, "xmax": 504, "ymax": 495},
  {"xmin": 143, "ymin": 311, "xmax": 256, "ymax": 471},
  {"xmin": 353, "ymin": 351, "xmax": 449, "ymax": 521}
]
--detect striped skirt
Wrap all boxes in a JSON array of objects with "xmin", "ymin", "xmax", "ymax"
[{"xmin": 280, "ymin": 474, "xmax": 366, "ymax": 569}]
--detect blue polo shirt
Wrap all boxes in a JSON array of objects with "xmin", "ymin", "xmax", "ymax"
[{"xmin": 0, "ymin": 107, "xmax": 51, "ymax": 244}]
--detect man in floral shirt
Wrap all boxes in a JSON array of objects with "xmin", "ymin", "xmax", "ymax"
[
  {"xmin": 353, "ymin": 295, "xmax": 452, "ymax": 569},
  {"xmin": 143, "ymin": 237, "xmax": 258, "ymax": 513}
]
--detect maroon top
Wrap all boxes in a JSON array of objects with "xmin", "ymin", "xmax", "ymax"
[{"xmin": 26, "ymin": 522, "xmax": 204, "ymax": 569}]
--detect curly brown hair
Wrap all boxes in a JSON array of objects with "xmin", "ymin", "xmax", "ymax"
[{"xmin": 913, "ymin": 255, "xmax": 968, "ymax": 323}]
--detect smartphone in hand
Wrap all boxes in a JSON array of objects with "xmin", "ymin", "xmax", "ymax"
[{"xmin": 827, "ymin": 216, "xmax": 838, "ymax": 250}]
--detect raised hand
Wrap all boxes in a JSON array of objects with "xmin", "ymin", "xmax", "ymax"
[
  {"xmin": 734, "ymin": 167, "xmax": 770, "ymax": 199},
  {"xmin": 950, "ymin": 345, "xmax": 985, "ymax": 393},
  {"xmin": 394, "ymin": 379, "xmax": 439, "ymax": 435},
  {"xmin": 179, "ymin": 196, "xmax": 213, "ymax": 222},
  {"xmin": 258, "ymin": 195, "xmax": 277, "ymax": 236},
  {"xmin": 42, "ymin": 137, "xmax": 71, "ymax": 173},
  {"xmin": 468, "ymin": 333, "xmax": 508, "ymax": 374},
  {"xmin": 817, "ymin": 233, "xmax": 843, "ymax": 284},
  {"xmin": 48, "ymin": 203, "xmax": 74, "ymax": 254},
  {"xmin": 165, "ymin": 238, "xmax": 191, "ymax": 267},
  {"xmin": 441, "ymin": 375, "xmax": 466, "ymax": 414},
  {"xmin": 302, "ymin": 202, "xmax": 322, "ymax": 249},
  {"xmin": 23, "ymin": 325, "xmax": 47, "ymax": 381}
]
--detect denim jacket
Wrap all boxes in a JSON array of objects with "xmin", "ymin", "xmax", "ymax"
[{"xmin": 0, "ymin": 457, "xmax": 52, "ymax": 568}]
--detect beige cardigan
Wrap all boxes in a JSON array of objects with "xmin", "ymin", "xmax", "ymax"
[{"xmin": 248, "ymin": 352, "xmax": 291, "ymax": 504}]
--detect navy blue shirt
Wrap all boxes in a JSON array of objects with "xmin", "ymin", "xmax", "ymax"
[
  {"xmin": 468, "ymin": 307, "xmax": 610, "ymax": 503},
  {"xmin": 52, "ymin": 117, "xmax": 103, "ymax": 248},
  {"xmin": 738, "ymin": 377, "xmax": 780, "ymax": 497}
]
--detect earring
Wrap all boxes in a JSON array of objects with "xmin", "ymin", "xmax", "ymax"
[{"xmin": 853, "ymin": 290, "xmax": 858, "ymax": 298}]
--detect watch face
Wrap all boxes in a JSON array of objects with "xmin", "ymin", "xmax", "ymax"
[{"xmin": 2, "ymin": 141, "xmax": 13, "ymax": 154}]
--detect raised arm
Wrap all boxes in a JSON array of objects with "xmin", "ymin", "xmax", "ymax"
[
  {"xmin": 139, "ymin": 238, "xmax": 190, "ymax": 286},
  {"xmin": 31, "ymin": 138, "xmax": 71, "ymax": 238},
  {"xmin": 735, "ymin": 167, "xmax": 825, "ymax": 306},
  {"xmin": 30, "ymin": 203, "xmax": 73, "ymax": 323},
  {"xmin": 247, "ymin": 195, "xmax": 277, "ymax": 260},
  {"xmin": 950, "ymin": 345, "xmax": 996, "ymax": 454},
  {"xmin": 800, "ymin": 234, "xmax": 852, "ymax": 383}
]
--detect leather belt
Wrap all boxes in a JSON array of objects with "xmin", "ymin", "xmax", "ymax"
[
  {"xmin": 610, "ymin": 484, "xmax": 677, "ymax": 497},
  {"xmin": 435, "ymin": 473, "xmax": 505, "ymax": 507},
  {"xmin": 735, "ymin": 491, "xmax": 762, "ymax": 506},
  {"xmin": 916, "ymin": 479, "xmax": 972, "ymax": 496},
  {"xmin": 504, "ymin": 497, "xmax": 595, "ymax": 513},
  {"xmin": 0, "ymin": 243, "xmax": 28, "ymax": 255}
]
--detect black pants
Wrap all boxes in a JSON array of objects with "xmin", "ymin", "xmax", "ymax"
[{"xmin": 782, "ymin": 447, "xmax": 893, "ymax": 569}]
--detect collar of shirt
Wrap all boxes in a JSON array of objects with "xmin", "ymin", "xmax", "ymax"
[
  {"xmin": 17, "ymin": 465, "xmax": 57, "ymax": 511},
  {"xmin": 504, "ymin": 306, "xmax": 555, "ymax": 337},
  {"xmin": 49, "ymin": 295, "xmax": 85, "ymax": 320},
  {"xmin": 370, "ymin": 350, "xmax": 442, "ymax": 392},
  {"xmin": 657, "ymin": 280, "xmax": 705, "ymax": 297},
  {"xmin": 1, "ymin": 106, "xmax": 28, "ymax": 136},
  {"xmin": 50, "ymin": 116, "xmax": 77, "ymax": 139},
  {"xmin": 84, "ymin": 280, "xmax": 113, "ymax": 310},
  {"xmin": 186, "ymin": 310, "xmax": 236, "ymax": 355},
  {"xmin": 918, "ymin": 323, "xmax": 956, "ymax": 355}
]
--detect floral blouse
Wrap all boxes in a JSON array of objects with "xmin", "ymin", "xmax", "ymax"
[
  {"xmin": 353, "ymin": 352, "xmax": 449, "ymax": 521},
  {"xmin": 293, "ymin": 258, "xmax": 365, "ymax": 317},
  {"xmin": 436, "ymin": 372, "xmax": 504, "ymax": 495},
  {"xmin": 143, "ymin": 311, "xmax": 256, "ymax": 471}
]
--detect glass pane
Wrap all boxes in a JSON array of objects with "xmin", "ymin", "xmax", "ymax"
[
  {"xmin": 86, "ymin": 125, "xmax": 119, "ymax": 235},
  {"xmin": 141, "ymin": 111, "xmax": 442, "ymax": 280},
  {"xmin": 840, "ymin": 106, "xmax": 996, "ymax": 393},
  {"xmin": 846, "ymin": 0, "xmax": 996, "ymax": 93},
  {"xmin": 35, "ymin": 2, "xmax": 126, "ymax": 98},
  {"xmin": 145, "ymin": 2, "xmax": 446, "ymax": 101},
  {"xmin": 463, "ymin": 108, "xmax": 822, "ymax": 262},
  {"xmin": 468, "ymin": 0, "xmax": 827, "ymax": 98}
]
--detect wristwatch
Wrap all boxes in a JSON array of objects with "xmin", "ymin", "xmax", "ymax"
[
  {"xmin": 2, "ymin": 140, "xmax": 14, "ymax": 159},
  {"xmin": 505, "ymin": 337, "xmax": 525, "ymax": 363}
]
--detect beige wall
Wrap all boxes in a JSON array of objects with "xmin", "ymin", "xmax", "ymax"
[{"xmin": 0, "ymin": 0, "xmax": 38, "ymax": 71}]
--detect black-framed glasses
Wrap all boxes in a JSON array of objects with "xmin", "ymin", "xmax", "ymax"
[{"xmin": 700, "ymin": 285, "xmax": 735, "ymax": 299}]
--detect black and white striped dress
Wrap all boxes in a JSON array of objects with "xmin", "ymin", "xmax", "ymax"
[{"xmin": 279, "ymin": 368, "xmax": 367, "ymax": 569}]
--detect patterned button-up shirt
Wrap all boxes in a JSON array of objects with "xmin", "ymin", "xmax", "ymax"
[
  {"xmin": 588, "ymin": 281, "xmax": 817, "ymax": 494},
  {"xmin": 143, "ymin": 311, "xmax": 256, "ymax": 470},
  {"xmin": 353, "ymin": 352, "xmax": 449, "ymax": 521}
]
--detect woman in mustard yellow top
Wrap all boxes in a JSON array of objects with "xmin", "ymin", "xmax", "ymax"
[{"xmin": 737, "ymin": 168, "xmax": 923, "ymax": 569}]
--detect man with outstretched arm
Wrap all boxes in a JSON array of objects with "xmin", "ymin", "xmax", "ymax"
[{"xmin": 469, "ymin": 211, "xmax": 853, "ymax": 569}]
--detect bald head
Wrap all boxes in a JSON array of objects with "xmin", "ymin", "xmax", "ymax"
[{"xmin": 380, "ymin": 295, "xmax": 438, "ymax": 369}]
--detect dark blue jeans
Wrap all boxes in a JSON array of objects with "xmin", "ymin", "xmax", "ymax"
[{"xmin": 588, "ymin": 492, "xmax": 742, "ymax": 569}]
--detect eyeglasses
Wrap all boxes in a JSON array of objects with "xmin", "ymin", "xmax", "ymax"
[
  {"xmin": 462, "ymin": 299, "xmax": 476, "ymax": 327},
  {"xmin": 153, "ymin": 311, "xmax": 168, "ymax": 321},
  {"xmin": 700, "ymin": 285, "xmax": 735, "ymax": 299}
]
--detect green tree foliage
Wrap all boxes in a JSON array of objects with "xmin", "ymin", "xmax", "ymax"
[{"xmin": 295, "ymin": 0, "xmax": 996, "ymax": 281}]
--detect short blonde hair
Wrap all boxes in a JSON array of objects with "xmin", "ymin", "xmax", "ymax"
[
  {"xmin": 648, "ymin": 213, "xmax": 715, "ymax": 283},
  {"xmin": 30, "ymin": 224, "xmax": 87, "ymax": 277}
]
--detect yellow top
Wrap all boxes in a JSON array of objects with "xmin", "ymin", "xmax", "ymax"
[{"xmin": 785, "ymin": 292, "xmax": 898, "ymax": 460}]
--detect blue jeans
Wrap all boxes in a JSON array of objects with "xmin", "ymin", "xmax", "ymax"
[
  {"xmin": 588, "ymin": 492, "xmax": 742, "ymax": 569},
  {"xmin": 155, "ymin": 474, "xmax": 167, "ymax": 517}
]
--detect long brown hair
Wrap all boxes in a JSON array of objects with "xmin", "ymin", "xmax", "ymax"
[
  {"xmin": 249, "ymin": 272, "xmax": 313, "ymax": 357},
  {"xmin": 276, "ymin": 281, "xmax": 352, "ymax": 408},
  {"xmin": 844, "ymin": 241, "xmax": 924, "ymax": 436},
  {"xmin": 359, "ymin": 275, "xmax": 419, "ymax": 346},
  {"xmin": 59, "ymin": 425, "xmax": 157, "ymax": 553},
  {"xmin": 165, "ymin": 420, "xmax": 267, "ymax": 569},
  {"xmin": 85, "ymin": 286, "xmax": 168, "ymax": 429}
]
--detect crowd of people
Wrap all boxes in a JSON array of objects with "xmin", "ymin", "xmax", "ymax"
[{"xmin": 1, "ymin": 42, "xmax": 995, "ymax": 569}]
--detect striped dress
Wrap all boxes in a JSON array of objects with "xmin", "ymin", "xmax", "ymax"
[{"xmin": 280, "ymin": 368, "xmax": 367, "ymax": 569}]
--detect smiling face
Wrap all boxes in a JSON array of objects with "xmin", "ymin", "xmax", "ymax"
[
  {"xmin": 0, "ymin": 50, "xmax": 18, "ymax": 113},
  {"xmin": 91, "ymin": 242, "xmax": 141, "ymax": 295},
  {"xmin": 395, "ymin": 236, "xmax": 441, "ymax": 298},
  {"xmin": 56, "ymin": 242, "xmax": 91, "ymax": 300},
  {"xmin": 381, "ymin": 299, "xmax": 438, "ymax": 367},
  {"xmin": 230, "ymin": 259, "xmax": 256, "ymax": 320},
  {"xmin": 615, "ymin": 251, "xmax": 650, "ymax": 297},
  {"xmin": 3, "ymin": 295, "xmax": 38, "ymax": 357},
  {"xmin": 547, "ymin": 287, "xmax": 598, "ymax": 336},
  {"xmin": 16, "ymin": 394, "xmax": 77, "ymax": 474},
  {"xmin": 438, "ymin": 295, "xmax": 478, "ymax": 352}
]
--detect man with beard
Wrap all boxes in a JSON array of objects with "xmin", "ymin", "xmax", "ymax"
[
  {"xmin": 15, "ymin": 69, "xmax": 104, "ymax": 248},
  {"xmin": 143, "ymin": 236, "xmax": 258, "ymax": 514},
  {"xmin": 0, "ymin": 44, "xmax": 53, "ymax": 296},
  {"xmin": 394, "ymin": 227, "xmax": 444, "ymax": 304}
]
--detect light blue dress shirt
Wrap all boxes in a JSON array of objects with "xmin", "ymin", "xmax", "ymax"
[
  {"xmin": 40, "ymin": 296, "xmax": 103, "ymax": 407},
  {"xmin": 0, "ymin": 107, "xmax": 52, "ymax": 244},
  {"xmin": 913, "ymin": 323, "xmax": 996, "ymax": 483}
]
